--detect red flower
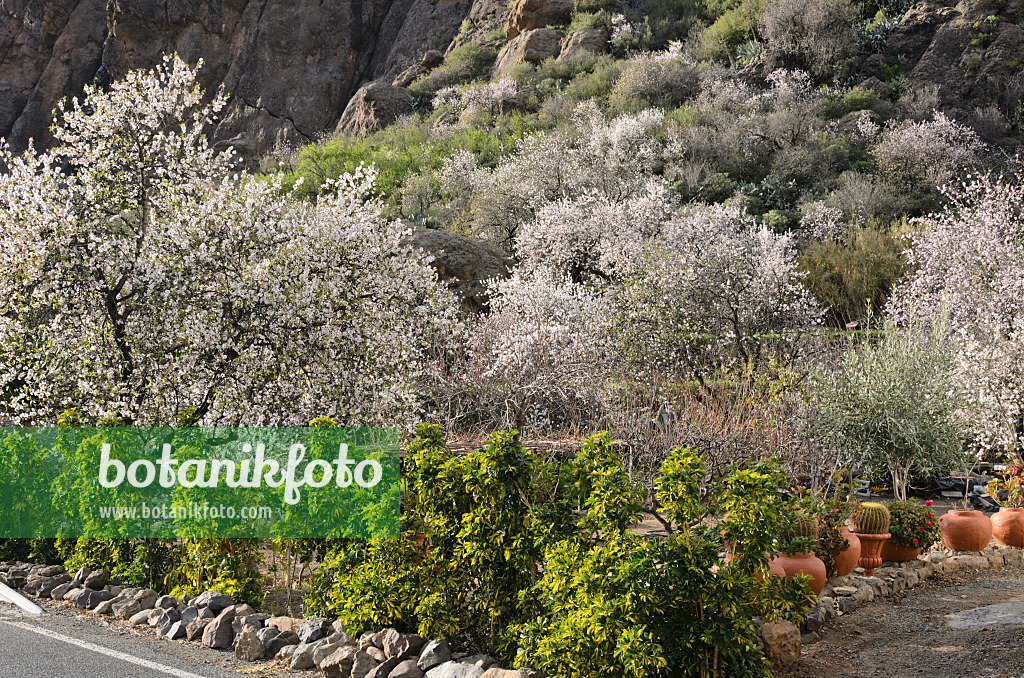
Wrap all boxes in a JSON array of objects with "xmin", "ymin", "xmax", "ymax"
[
  {"xmin": 919, "ymin": 526, "xmax": 925, "ymax": 531},
  {"xmin": 927, "ymin": 522, "xmax": 933, "ymax": 527},
  {"xmin": 927, "ymin": 512, "xmax": 935, "ymax": 518},
  {"xmin": 913, "ymin": 539, "xmax": 919, "ymax": 545},
  {"xmin": 925, "ymin": 500, "xmax": 934, "ymax": 506}
]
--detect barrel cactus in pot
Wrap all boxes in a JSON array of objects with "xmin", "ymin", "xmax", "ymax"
[{"xmin": 852, "ymin": 502, "xmax": 891, "ymax": 576}]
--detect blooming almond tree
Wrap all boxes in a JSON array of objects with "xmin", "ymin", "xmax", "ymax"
[
  {"xmin": 889, "ymin": 175, "xmax": 1024, "ymax": 454},
  {"xmin": 0, "ymin": 55, "xmax": 457, "ymax": 426}
]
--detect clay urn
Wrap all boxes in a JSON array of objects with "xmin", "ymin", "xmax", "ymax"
[
  {"xmin": 855, "ymin": 533, "xmax": 889, "ymax": 576},
  {"xmin": 990, "ymin": 507, "xmax": 1024, "ymax": 548},
  {"xmin": 832, "ymin": 527, "xmax": 861, "ymax": 576},
  {"xmin": 773, "ymin": 551, "xmax": 827, "ymax": 596},
  {"xmin": 939, "ymin": 509, "xmax": 992, "ymax": 551},
  {"xmin": 880, "ymin": 540, "xmax": 922, "ymax": 562}
]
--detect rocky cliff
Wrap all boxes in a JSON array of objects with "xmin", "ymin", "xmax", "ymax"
[{"xmin": 0, "ymin": 0, "xmax": 479, "ymax": 156}]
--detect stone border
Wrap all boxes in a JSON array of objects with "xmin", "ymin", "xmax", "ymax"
[{"xmin": 804, "ymin": 545, "xmax": 1024, "ymax": 642}]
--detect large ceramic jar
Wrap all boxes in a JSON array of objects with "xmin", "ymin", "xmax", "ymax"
[
  {"xmin": 939, "ymin": 509, "xmax": 992, "ymax": 551},
  {"xmin": 991, "ymin": 507, "xmax": 1024, "ymax": 548},
  {"xmin": 773, "ymin": 552, "xmax": 827, "ymax": 595},
  {"xmin": 880, "ymin": 540, "xmax": 922, "ymax": 562},
  {"xmin": 832, "ymin": 527, "xmax": 861, "ymax": 577}
]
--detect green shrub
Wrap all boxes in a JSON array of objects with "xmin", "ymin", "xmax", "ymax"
[
  {"xmin": 700, "ymin": 0, "xmax": 766, "ymax": 61},
  {"xmin": 514, "ymin": 449, "xmax": 814, "ymax": 678},
  {"xmin": 308, "ymin": 425, "xmax": 813, "ymax": 672},
  {"xmin": 567, "ymin": 9, "xmax": 612, "ymax": 33},
  {"xmin": 409, "ymin": 44, "xmax": 497, "ymax": 95},
  {"xmin": 798, "ymin": 224, "xmax": 907, "ymax": 326},
  {"xmin": 818, "ymin": 87, "xmax": 882, "ymax": 119}
]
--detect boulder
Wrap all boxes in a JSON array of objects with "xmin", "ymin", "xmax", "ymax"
[
  {"xmin": 69, "ymin": 567, "xmax": 89, "ymax": 588},
  {"xmin": 155, "ymin": 608, "xmax": 181, "ymax": 635},
  {"xmin": 265, "ymin": 630, "xmax": 299, "ymax": 658},
  {"xmin": 493, "ymin": 29, "xmax": 564, "ymax": 76},
  {"xmin": 760, "ymin": 620, "xmax": 801, "ymax": 669},
  {"xmin": 50, "ymin": 582, "xmax": 73, "ymax": 602},
  {"xmin": 319, "ymin": 645, "xmax": 358, "ymax": 677},
  {"xmin": 366, "ymin": 646, "xmax": 387, "ymax": 663},
  {"xmin": 257, "ymin": 625, "xmax": 280, "ymax": 649},
  {"xmin": 558, "ymin": 29, "xmax": 609, "ymax": 62},
  {"xmin": 235, "ymin": 626, "xmax": 266, "ymax": 661},
  {"xmin": 403, "ymin": 227, "xmax": 515, "ymax": 314},
  {"xmin": 383, "ymin": 629, "xmax": 425, "ymax": 661},
  {"xmin": 368, "ymin": 657, "xmax": 405, "ymax": 678},
  {"xmin": 289, "ymin": 642, "xmax": 319, "ymax": 670},
  {"xmin": 193, "ymin": 591, "xmax": 234, "ymax": 613},
  {"xmin": 266, "ymin": 616, "xmax": 301, "ymax": 633},
  {"xmin": 180, "ymin": 606, "xmax": 200, "ymax": 627},
  {"xmin": 313, "ymin": 639, "xmax": 351, "ymax": 666},
  {"xmin": 390, "ymin": 659, "xmax": 425, "ymax": 678},
  {"xmin": 505, "ymin": 0, "xmax": 575, "ymax": 39},
  {"xmin": 459, "ymin": 656, "xmax": 498, "ymax": 670},
  {"xmin": 351, "ymin": 650, "xmax": 379, "ymax": 678},
  {"xmin": 202, "ymin": 611, "xmax": 236, "ymax": 649},
  {"xmin": 418, "ymin": 639, "xmax": 453, "ymax": 671},
  {"xmin": 155, "ymin": 595, "xmax": 179, "ymax": 609},
  {"xmin": 336, "ymin": 82, "xmax": 413, "ymax": 138},
  {"xmin": 82, "ymin": 589, "xmax": 113, "ymax": 610},
  {"xmin": 186, "ymin": 618, "xmax": 212, "ymax": 641},
  {"xmin": 128, "ymin": 609, "xmax": 153, "ymax": 626},
  {"xmin": 297, "ymin": 617, "xmax": 333, "ymax": 643},
  {"xmin": 83, "ymin": 569, "xmax": 110, "ymax": 590},
  {"xmin": 479, "ymin": 670, "xmax": 529, "ymax": 678},
  {"xmin": 393, "ymin": 49, "xmax": 447, "ymax": 88},
  {"xmin": 425, "ymin": 662, "xmax": 486, "ymax": 678},
  {"xmin": 36, "ymin": 573, "xmax": 71, "ymax": 599},
  {"xmin": 165, "ymin": 620, "xmax": 187, "ymax": 640}
]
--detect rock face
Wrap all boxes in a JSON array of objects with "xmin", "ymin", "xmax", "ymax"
[
  {"xmin": 864, "ymin": 0, "xmax": 1024, "ymax": 121},
  {"xmin": 505, "ymin": 0, "xmax": 574, "ymax": 40},
  {"xmin": 1, "ymin": 0, "xmax": 474, "ymax": 159},
  {"xmin": 493, "ymin": 28, "xmax": 564, "ymax": 75},
  {"xmin": 403, "ymin": 227, "xmax": 516, "ymax": 314}
]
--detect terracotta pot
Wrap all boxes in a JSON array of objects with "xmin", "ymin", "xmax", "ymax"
[
  {"xmin": 991, "ymin": 507, "xmax": 1024, "ymax": 548},
  {"xmin": 832, "ymin": 527, "xmax": 861, "ymax": 576},
  {"xmin": 768, "ymin": 557, "xmax": 787, "ymax": 579},
  {"xmin": 939, "ymin": 510, "xmax": 992, "ymax": 551},
  {"xmin": 854, "ymin": 532, "xmax": 890, "ymax": 576},
  {"xmin": 773, "ymin": 551, "xmax": 827, "ymax": 595},
  {"xmin": 880, "ymin": 540, "xmax": 922, "ymax": 562}
]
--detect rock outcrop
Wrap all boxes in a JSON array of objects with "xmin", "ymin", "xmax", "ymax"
[
  {"xmin": 493, "ymin": 28, "xmax": 563, "ymax": 75},
  {"xmin": 336, "ymin": 83, "xmax": 413, "ymax": 137},
  {"xmin": 403, "ymin": 227, "xmax": 516, "ymax": 314},
  {"xmin": 0, "ymin": 0, "xmax": 475, "ymax": 158},
  {"xmin": 504, "ymin": 0, "xmax": 574, "ymax": 40}
]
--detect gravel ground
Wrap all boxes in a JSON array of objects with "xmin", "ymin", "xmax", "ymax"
[{"xmin": 781, "ymin": 567, "xmax": 1024, "ymax": 678}]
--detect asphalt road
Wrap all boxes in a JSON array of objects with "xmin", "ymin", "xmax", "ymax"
[{"xmin": 0, "ymin": 602, "xmax": 248, "ymax": 678}]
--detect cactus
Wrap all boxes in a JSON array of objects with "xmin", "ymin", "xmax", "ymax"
[
  {"xmin": 854, "ymin": 502, "xmax": 891, "ymax": 534},
  {"xmin": 794, "ymin": 511, "xmax": 819, "ymax": 539}
]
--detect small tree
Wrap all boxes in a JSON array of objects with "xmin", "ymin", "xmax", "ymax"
[{"xmin": 815, "ymin": 320, "xmax": 964, "ymax": 500}]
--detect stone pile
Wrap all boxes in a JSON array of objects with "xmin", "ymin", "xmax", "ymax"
[{"xmin": 0, "ymin": 562, "xmax": 543, "ymax": 678}]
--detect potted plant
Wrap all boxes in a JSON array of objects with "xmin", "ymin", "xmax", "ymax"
[
  {"xmin": 816, "ymin": 499, "xmax": 860, "ymax": 577},
  {"xmin": 852, "ymin": 502, "xmax": 890, "ymax": 576},
  {"xmin": 882, "ymin": 499, "xmax": 941, "ymax": 561},
  {"xmin": 773, "ymin": 510, "xmax": 827, "ymax": 595},
  {"xmin": 940, "ymin": 465, "xmax": 993, "ymax": 551},
  {"xmin": 988, "ymin": 463, "xmax": 1024, "ymax": 548}
]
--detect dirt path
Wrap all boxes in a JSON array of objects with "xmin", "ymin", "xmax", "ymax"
[{"xmin": 782, "ymin": 567, "xmax": 1024, "ymax": 678}]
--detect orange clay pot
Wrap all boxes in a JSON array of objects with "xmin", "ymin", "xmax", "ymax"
[
  {"xmin": 939, "ymin": 510, "xmax": 992, "ymax": 551},
  {"xmin": 773, "ymin": 552, "xmax": 826, "ymax": 596},
  {"xmin": 768, "ymin": 557, "xmax": 786, "ymax": 579},
  {"xmin": 832, "ymin": 527, "xmax": 861, "ymax": 576},
  {"xmin": 990, "ymin": 507, "xmax": 1024, "ymax": 548},
  {"xmin": 880, "ymin": 540, "xmax": 922, "ymax": 562},
  {"xmin": 855, "ymin": 533, "xmax": 889, "ymax": 576}
]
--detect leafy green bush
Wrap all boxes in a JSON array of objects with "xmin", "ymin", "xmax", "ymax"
[
  {"xmin": 818, "ymin": 87, "xmax": 882, "ymax": 119},
  {"xmin": 700, "ymin": 0, "xmax": 766, "ymax": 61},
  {"xmin": 409, "ymin": 44, "xmax": 497, "ymax": 95},
  {"xmin": 567, "ymin": 9, "xmax": 612, "ymax": 33},
  {"xmin": 799, "ymin": 224, "xmax": 907, "ymax": 326},
  {"xmin": 514, "ymin": 448, "xmax": 814, "ymax": 678},
  {"xmin": 308, "ymin": 425, "xmax": 814, "ymax": 674}
]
